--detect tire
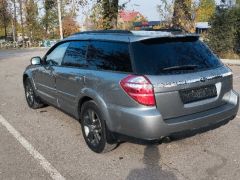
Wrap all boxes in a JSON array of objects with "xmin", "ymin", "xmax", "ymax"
[
  {"xmin": 24, "ymin": 78, "xmax": 44, "ymax": 109},
  {"xmin": 81, "ymin": 100, "xmax": 117, "ymax": 153}
]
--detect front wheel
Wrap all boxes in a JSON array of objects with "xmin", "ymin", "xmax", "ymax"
[
  {"xmin": 24, "ymin": 78, "xmax": 44, "ymax": 109},
  {"xmin": 81, "ymin": 100, "xmax": 117, "ymax": 153}
]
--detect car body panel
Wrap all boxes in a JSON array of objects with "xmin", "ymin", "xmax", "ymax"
[{"xmin": 23, "ymin": 31, "xmax": 239, "ymax": 140}]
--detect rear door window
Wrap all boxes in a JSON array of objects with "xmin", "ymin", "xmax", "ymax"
[
  {"xmin": 62, "ymin": 41, "xmax": 87, "ymax": 67},
  {"xmin": 132, "ymin": 38, "xmax": 223, "ymax": 75},
  {"xmin": 87, "ymin": 41, "xmax": 132, "ymax": 72}
]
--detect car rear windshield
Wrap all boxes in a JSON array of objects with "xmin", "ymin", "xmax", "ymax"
[{"xmin": 132, "ymin": 37, "xmax": 223, "ymax": 75}]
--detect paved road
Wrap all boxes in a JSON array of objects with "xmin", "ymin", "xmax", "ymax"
[{"xmin": 0, "ymin": 49, "xmax": 240, "ymax": 180}]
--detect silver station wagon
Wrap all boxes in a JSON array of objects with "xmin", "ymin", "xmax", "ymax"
[{"xmin": 23, "ymin": 30, "xmax": 239, "ymax": 153}]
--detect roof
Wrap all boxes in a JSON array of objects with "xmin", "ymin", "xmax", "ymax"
[
  {"xmin": 118, "ymin": 10, "xmax": 143, "ymax": 22},
  {"xmin": 64, "ymin": 30, "xmax": 199, "ymax": 43}
]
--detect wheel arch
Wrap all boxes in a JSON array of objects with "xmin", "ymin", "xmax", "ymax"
[
  {"xmin": 77, "ymin": 89, "xmax": 113, "ymax": 130},
  {"xmin": 23, "ymin": 73, "xmax": 29, "ymax": 84}
]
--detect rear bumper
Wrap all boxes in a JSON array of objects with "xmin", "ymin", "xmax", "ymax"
[{"xmin": 107, "ymin": 90, "xmax": 239, "ymax": 140}]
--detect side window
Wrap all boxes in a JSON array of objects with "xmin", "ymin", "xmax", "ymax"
[
  {"xmin": 87, "ymin": 41, "xmax": 132, "ymax": 72},
  {"xmin": 62, "ymin": 41, "xmax": 87, "ymax": 67},
  {"xmin": 46, "ymin": 42, "xmax": 70, "ymax": 66}
]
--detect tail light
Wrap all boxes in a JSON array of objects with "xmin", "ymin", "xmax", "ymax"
[{"xmin": 120, "ymin": 75, "xmax": 156, "ymax": 106}]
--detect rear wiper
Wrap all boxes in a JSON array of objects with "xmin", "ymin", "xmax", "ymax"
[{"xmin": 162, "ymin": 65, "xmax": 199, "ymax": 71}]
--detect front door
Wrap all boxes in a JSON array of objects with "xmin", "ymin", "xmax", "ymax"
[{"xmin": 34, "ymin": 42, "xmax": 70, "ymax": 105}]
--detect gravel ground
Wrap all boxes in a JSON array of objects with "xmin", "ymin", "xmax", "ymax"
[{"xmin": 0, "ymin": 49, "xmax": 240, "ymax": 180}]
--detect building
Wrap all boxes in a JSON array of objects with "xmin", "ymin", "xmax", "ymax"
[{"xmin": 118, "ymin": 10, "xmax": 146, "ymax": 30}]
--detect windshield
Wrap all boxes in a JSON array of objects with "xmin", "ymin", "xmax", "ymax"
[{"xmin": 132, "ymin": 38, "xmax": 223, "ymax": 75}]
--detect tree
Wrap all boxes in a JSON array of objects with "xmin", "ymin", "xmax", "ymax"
[
  {"xmin": 19, "ymin": 0, "xmax": 24, "ymax": 38},
  {"xmin": 157, "ymin": 0, "xmax": 174, "ymax": 27},
  {"xmin": 0, "ymin": 0, "xmax": 11, "ymax": 40},
  {"xmin": 25, "ymin": 0, "xmax": 43, "ymax": 41},
  {"xmin": 196, "ymin": 0, "xmax": 215, "ymax": 22},
  {"xmin": 62, "ymin": 15, "xmax": 80, "ymax": 36},
  {"xmin": 101, "ymin": 0, "xmax": 119, "ymax": 29},
  {"xmin": 207, "ymin": 6, "xmax": 240, "ymax": 58},
  {"xmin": 88, "ymin": 2, "xmax": 105, "ymax": 30},
  {"xmin": 42, "ymin": 0, "xmax": 58, "ymax": 38},
  {"xmin": 11, "ymin": 0, "xmax": 17, "ymax": 41},
  {"xmin": 172, "ymin": 0, "xmax": 195, "ymax": 32},
  {"xmin": 87, "ymin": 0, "xmax": 130, "ymax": 30}
]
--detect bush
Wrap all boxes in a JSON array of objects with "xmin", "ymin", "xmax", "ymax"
[{"xmin": 207, "ymin": 6, "xmax": 240, "ymax": 59}]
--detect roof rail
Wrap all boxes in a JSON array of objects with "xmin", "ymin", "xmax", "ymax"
[
  {"xmin": 143, "ymin": 28, "xmax": 184, "ymax": 33},
  {"xmin": 73, "ymin": 30, "xmax": 132, "ymax": 35}
]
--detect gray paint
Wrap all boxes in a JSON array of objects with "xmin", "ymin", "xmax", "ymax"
[{"xmin": 23, "ymin": 32, "xmax": 239, "ymax": 140}]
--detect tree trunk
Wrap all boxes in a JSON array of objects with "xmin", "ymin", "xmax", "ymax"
[
  {"xmin": 4, "ymin": 21, "xmax": 7, "ymax": 40},
  {"xmin": 102, "ymin": 0, "xmax": 119, "ymax": 29},
  {"xmin": 19, "ymin": 0, "xmax": 25, "ymax": 42},
  {"xmin": 2, "ymin": 0, "xmax": 7, "ymax": 40},
  {"xmin": 13, "ymin": 0, "xmax": 17, "ymax": 41},
  {"xmin": 111, "ymin": 0, "xmax": 119, "ymax": 29}
]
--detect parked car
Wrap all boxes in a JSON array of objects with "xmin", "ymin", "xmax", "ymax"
[{"xmin": 23, "ymin": 30, "xmax": 239, "ymax": 153}]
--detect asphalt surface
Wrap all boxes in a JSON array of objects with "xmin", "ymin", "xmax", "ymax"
[{"xmin": 0, "ymin": 48, "xmax": 240, "ymax": 180}]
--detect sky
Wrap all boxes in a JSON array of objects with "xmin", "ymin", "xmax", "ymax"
[{"xmin": 77, "ymin": 0, "xmax": 222, "ymax": 24}]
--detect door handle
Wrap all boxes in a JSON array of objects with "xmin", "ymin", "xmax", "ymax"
[
  {"xmin": 69, "ymin": 76, "xmax": 82, "ymax": 81},
  {"xmin": 75, "ymin": 77, "xmax": 82, "ymax": 81}
]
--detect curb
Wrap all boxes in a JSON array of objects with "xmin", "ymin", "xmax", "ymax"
[{"xmin": 221, "ymin": 59, "xmax": 240, "ymax": 65}]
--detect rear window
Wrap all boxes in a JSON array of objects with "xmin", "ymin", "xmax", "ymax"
[
  {"xmin": 132, "ymin": 38, "xmax": 223, "ymax": 75},
  {"xmin": 87, "ymin": 41, "xmax": 132, "ymax": 72}
]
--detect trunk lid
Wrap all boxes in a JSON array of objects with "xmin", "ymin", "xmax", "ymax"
[{"xmin": 146, "ymin": 66, "xmax": 233, "ymax": 120}]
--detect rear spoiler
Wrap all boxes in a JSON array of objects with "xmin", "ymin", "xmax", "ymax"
[{"xmin": 138, "ymin": 35, "xmax": 200, "ymax": 44}]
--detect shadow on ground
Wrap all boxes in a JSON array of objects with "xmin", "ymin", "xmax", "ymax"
[{"xmin": 126, "ymin": 145, "xmax": 177, "ymax": 180}]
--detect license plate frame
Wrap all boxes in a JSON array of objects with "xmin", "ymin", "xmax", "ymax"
[{"xmin": 180, "ymin": 85, "xmax": 217, "ymax": 104}]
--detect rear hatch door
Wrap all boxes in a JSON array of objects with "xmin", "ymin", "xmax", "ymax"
[{"xmin": 131, "ymin": 36, "xmax": 232, "ymax": 119}]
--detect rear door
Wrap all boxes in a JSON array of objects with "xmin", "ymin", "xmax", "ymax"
[
  {"xmin": 54, "ymin": 41, "xmax": 88, "ymax": 114},
  {"xmin": 131, "ymin": 37, "xmax": 231, "ymax": 120}
]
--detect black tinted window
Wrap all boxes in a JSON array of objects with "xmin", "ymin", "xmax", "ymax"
[
  {"xmin": 62, "ymin": 41, "xmax": 87, "ymax": 67},
  {"xmin": 87, "ymin": 41, "xmax": 132, "ymax": 72},
  {"xmin": 132, "ymin": 38, "xmax": 223, "ymax": 75},
  {"xmin": 46, "ymin": 42, "xmax": 70, "ymax": 65}
]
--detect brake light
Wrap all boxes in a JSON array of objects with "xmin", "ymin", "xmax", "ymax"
[{"xmin": 120, "ymin": 75, "xmax": 156, "ymax": 106}]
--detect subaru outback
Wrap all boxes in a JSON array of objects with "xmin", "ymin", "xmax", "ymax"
[{"xmin": 23, "ymin": 30, "xmax": 239, "ymax": 153}]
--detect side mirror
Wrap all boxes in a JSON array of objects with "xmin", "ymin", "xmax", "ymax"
[{"xmin": 30, "ymin": 56, "xmax": 41, "ymax": 65}]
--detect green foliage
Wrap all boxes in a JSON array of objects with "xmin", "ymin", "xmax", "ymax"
[
  {"xmin": 25, "ymin": 0, "xmax": 44, "ymax": 41},
  {"xmin": 41, "ymin": 0, "xmax": 58, "ymax": 38},
  {"xmin": 196, "ymin": 0, "xmax": 215, "ymax": 22},
  {"xmin": 88, "ymin": 0, "xmax": 128, "ymax": 30},
  {"xmin": 207, "ymin": 7, "xmax": 240, "ymax": 58},
  {"xmin": 0, "ymin": 0, "xmax": 11, "ymax": 38},
  {"xmin": 172, "ymin": 0, "xmax": 195, "ymax": 32},
  {"xmin": 101, "ymin": 0, "xmax": 119, "ymax": 29}
]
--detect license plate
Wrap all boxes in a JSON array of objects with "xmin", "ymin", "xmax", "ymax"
[{"xmin": 180, "ymin": 85, "xmax": 217, "ymax": 104}]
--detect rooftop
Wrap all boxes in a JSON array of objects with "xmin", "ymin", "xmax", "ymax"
[{"xmin": 118, "ymin": 10, "xmax": 144, "ymax": 22}]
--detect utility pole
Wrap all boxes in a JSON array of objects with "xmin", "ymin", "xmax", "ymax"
[{"xmin": 57, "ymin": 0, "xmax": 63, "ymax": 40}]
